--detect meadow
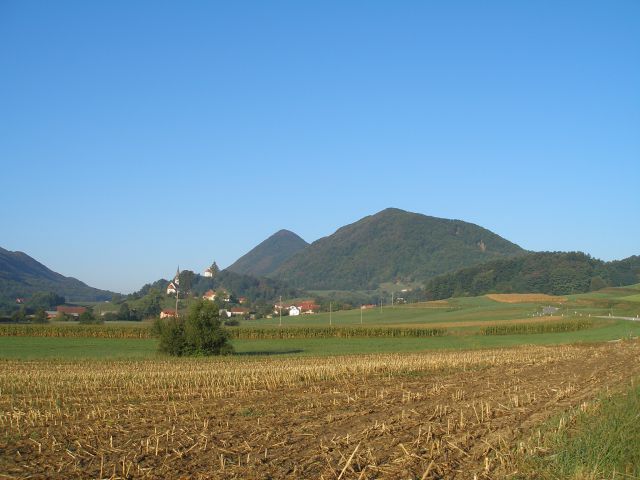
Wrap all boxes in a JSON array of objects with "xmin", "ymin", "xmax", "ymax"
[{"xmin": 2, "ymin": 287, "xmax": 640, "ymax": 360}]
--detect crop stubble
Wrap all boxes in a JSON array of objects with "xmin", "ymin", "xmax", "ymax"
[{"xmin": 1, "ymin": 341, "xmax": 639, "ymax": 479}]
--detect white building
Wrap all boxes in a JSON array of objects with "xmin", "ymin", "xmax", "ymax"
[
  {"xmin": 288, "ymin": 306, "xmax": 300, "ymax": 316},
  {"xmin": 166, "ymin": 282, "xmax": 177, "ymax": 295}
]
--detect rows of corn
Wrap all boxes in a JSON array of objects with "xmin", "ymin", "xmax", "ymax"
[{"xmin": 481, "ymin": 320, "xmax": 592, "ymax": 336}]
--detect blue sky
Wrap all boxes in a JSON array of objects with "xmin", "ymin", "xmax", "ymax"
[{"xmin": 1, "ymin": 1, "xmax": 638, "ymax": 293}]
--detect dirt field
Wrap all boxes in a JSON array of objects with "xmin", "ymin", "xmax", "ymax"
[
  {"xmin": 1, "ymin": 341, "xmax": 639, "ymax": 479},
  {"xmin": 486, "ymin": 294, "xmax": 567, "ymax": 304}
]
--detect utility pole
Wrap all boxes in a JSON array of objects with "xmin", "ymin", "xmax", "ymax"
[
  {"xmin": 175, "ymin": 266, "xmax": 180, "ymax": 318},
  {"xmin": 360, "ymin": 305, "xmax": 363, "ymax": 325},
  {"xmin": 329, "ymin": 302, "xmax": 332, "ymax": 326},
  {"xmin": 391, "ymin": 291, "xmax": 394, "ymax": 307},
  {"xmin": 279, "ymin": 295, "xmax": 282, "ymax": 327}
]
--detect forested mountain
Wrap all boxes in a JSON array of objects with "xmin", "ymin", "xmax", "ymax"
[
  {"xmin": 418, "ymin": 252, "xmax": 640, "ymax": 300},
  {"xmin": 0, "ymin": 247, "xmax": 114, "ymax": 302},
  {"xmin": 227, "ymin": 230, "xmax": 308, "ymax": 277},
  {"xmin": 272, "ymin": 208, "xmax": 524, "ymax": 290}
]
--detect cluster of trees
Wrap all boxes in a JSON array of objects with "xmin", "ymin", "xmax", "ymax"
[
  {"xmin": 0, "ymin": 291, "xmax": 65, "ymax": 317},
  {"xmin": 415, "ymin": 252, "xmax": 640, "ymax": 300}
]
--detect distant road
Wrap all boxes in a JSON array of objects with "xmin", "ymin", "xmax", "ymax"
[{"xmin": 595, "ymin": 315, "xmax": 640, "ymax": 322}]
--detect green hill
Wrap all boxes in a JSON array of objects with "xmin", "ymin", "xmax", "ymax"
[
  {"xmin": 134, "ymin": 269, "xmax": 301, "ymax": 304},
  {"xmin": 227, "ymin": 229, "xmax": 308, "ymax": 277},
  {"xmin": 272, "ymin": 208, "xmax": 524, "ymax": 290},
  {"xmin": 0, "ymin": 247, "xmax": 115, "ymax": 302},
  {"xmin": 419, "ymin": 251, "xmax": 640, "ymax": 299}
]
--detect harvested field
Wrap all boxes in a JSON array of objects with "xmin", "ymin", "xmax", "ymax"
[
  {"xmin": 486, "ymin": 293, "xmax": 567, "ymax": 304},
  {"xmin": 1, "ymin": 341, "xmax": 639, "ymax": 479}
]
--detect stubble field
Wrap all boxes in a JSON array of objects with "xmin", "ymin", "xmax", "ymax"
[{"xmin": 2, "ymin": 340, "xmax": 639, "ymax": 479}]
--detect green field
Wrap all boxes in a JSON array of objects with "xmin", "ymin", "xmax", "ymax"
[
  {"xmin": 1, "ymin": 318, "xmax": 638, "ymax": 360},
  {"xmin": 3, "ymin": 286, "xmax": 639, "ymax": 360}
]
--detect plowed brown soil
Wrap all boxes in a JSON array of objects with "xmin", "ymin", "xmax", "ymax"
[{"xmin": 1, "ymin": 341, "xmax": 639, "ymax": 479}]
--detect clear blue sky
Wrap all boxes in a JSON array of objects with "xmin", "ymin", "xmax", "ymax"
[{"xmin": 1, "ymin": 1, "xmax": 638, "ymax": 293}]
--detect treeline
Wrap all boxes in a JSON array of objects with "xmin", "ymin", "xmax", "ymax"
[{"xmin": 415, "ymin": 252, "xmax": 640, "ymax": 300}]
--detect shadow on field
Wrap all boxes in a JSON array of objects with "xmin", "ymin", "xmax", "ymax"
[{"xmin": 235, "ymin": 349, "xmax": 304, "ymax": 356}]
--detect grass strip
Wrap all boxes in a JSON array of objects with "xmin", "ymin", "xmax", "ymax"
[{"xmin": 517, "ymin": 379, "xmax": 640, "ymax": 479}]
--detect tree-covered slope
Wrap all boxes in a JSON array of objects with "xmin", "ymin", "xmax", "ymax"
[
  {"xmin": 227, "ymin": 230, "xmax": 308, "ymax": 277},
  {"xmin": 419, "ymin": 252, "xmax": 640, "ymax": 300},
  {"xmin": 134, "ymin": 269, "xmax": 301, "ymax": 304},
  {"xmin": 272, "ymin": 208, "xmax": 524, "ymax": 290},
  {"xmin": 0, "ymin": 247, "xmax": 115, "ymax": 302}
]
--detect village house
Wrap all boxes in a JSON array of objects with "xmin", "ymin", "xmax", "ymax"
[
  {"xmin": 299, "ymin": 301, "xmax": 319, "ymax": 315},
  {"xmin": 203, "ymin": 268, "xmax": 214, "ymax": 278},
  {"xmin": 288, "ymin": 306, "xmax": 301, "ymax": 316},
  {"xmin": 230, "ymin": 307, "xmax": 250, "ymax": 316},
  {"xmin": 166, "ymin": 282, "xmax": 177, "ymax": 295},
  {"xmin": 160, "ymin": 309, "xmax": 177, "ymax": 319},
  {"xmin": 202, "ymin": 290, "xmax": 216, "ymax": 301},
  {"xmin": 56, "ymin": 305, "xmax": 87, "ymax": 318}
]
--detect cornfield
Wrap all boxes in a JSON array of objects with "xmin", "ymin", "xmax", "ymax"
[
  {"xmin": 0, "ymin": 324, "xmax": 446, "ymax": 339},
  {"xmin": 0, "ymin": 324, "xmax": 153, "ymax": 338},
  {"xmin": 481, "ymin": 319, "xmax": 592, "ymax": 336},
  {"xmin": 227, "ymin": 326, "xmax": 447, "ymax": 339}
]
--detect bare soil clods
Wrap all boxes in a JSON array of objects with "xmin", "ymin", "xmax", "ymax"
[{"xmin": 1, "ymin": 342, "xmax": 639, "ymax": 479}]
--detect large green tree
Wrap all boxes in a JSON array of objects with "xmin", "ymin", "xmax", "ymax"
[{"xmin": 156, "ymin": 299, "xmax": 232, "ymax": 356}]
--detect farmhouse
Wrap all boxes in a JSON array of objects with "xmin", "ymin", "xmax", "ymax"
[
  {"xmin": 160, "ymin": 309, "xmax": 177, "ymax": 319},
  {"xmin": 288, "ymin": 306, "xmax": 301, "ymax": 316},
  {"xmin": 166, "ymin": 282, "xmax": 177, "ymax": 295},
  {"xmin": 230, "ymin": 307, "xmax": 250, "ymax": 316},
  {"xmin": 299, "ymin": 301, "xmax": 319, "ymax": 314}
]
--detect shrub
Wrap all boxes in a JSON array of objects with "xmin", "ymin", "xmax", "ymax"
[
  {"xmin": 79, "ymin": 310, "xmax": 103, "ymax": 325},
  {"xmin": 156, "ymin": 300, "xmax": 233, "ymax": 356}
]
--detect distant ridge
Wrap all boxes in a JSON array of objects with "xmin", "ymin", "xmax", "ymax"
[
  {"xmin": 0, "ymin": 247, "xmax": 115, "ymax": 302},
  {"xmin": 420, "ymin": 251, "xmax": 640, "ymax": 299},
  {"xmin": 272, "ymin": 208, "xmax": 524, "ymax": 290},
  {"xmin": 226, "ymin": 229, "xmax": 309, "ymax": 277}
]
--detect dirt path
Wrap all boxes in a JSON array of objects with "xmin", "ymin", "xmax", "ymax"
[{"xmin": 1, "ymin": 341, "xmax": 639, "ymax": 479}]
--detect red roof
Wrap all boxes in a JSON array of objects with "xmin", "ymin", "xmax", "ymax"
[
  {"xmin": 161, "ymin": 309, "xmax": 177, "ymax": 314},
  {"xmin": 299, "ymin": 301, "xmax": 319, "ymax": 311}
]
